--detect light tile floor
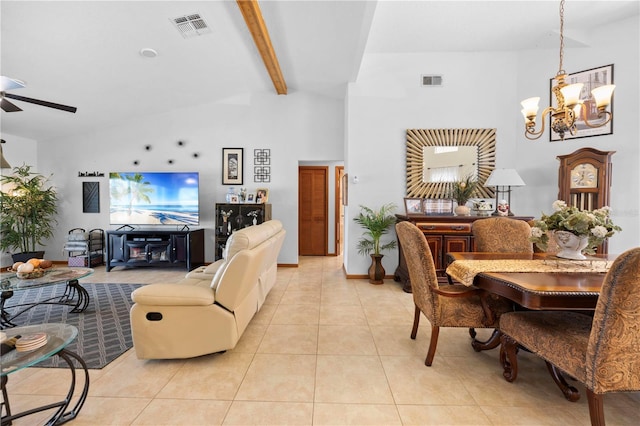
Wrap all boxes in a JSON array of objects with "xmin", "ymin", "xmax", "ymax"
[{"xmin": 3, "ymin": 256, "xmax": 639, "ymax": 425}]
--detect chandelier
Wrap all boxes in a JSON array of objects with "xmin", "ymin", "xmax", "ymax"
[{"xmin": 520, "ymin": 0, "xmax": 615, "ymax": 140}]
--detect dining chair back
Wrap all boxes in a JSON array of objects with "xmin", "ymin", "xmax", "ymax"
[
  {"xmin": 499, "ymin": 246, "xmax": 640, "ymax": 425},
  {"xmin": 472, "ymin": 217, "xmax": 533, "ymax": 253}
]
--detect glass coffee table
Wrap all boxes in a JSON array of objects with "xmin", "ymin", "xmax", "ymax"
[
  {"xmin": 1, "ymin": 323, "xmax": 89, "ymax": 425},
  {"xmin": 0, "ymin": 267, "xmax": 93, "ymax": 328}
]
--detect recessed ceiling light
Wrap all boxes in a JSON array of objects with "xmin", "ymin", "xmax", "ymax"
[{"xmin": 139, "ymin": 48, "xmax": 158, "ymax": 58}]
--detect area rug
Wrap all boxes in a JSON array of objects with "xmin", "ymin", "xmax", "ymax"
[{"xmin": 7, "ymin": 283, "xmax": 142, "ymax": 369}]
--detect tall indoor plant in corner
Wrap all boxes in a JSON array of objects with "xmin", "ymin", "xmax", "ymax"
[
  {"xmin": 354, "ymin": 203, "xmax": 397, "ymax": 284},
  {"xmin": 0, "ymin": 164, "xmax": 58, "ymax": 262}
]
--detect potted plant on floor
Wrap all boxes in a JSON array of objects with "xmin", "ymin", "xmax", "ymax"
[
  {"xmin": 1, "ymin": 164, "xmax": 58, "ymax": 263},
  {"xmin": 354, "ymin": 203, "xmax": 397, "ymax": 284}
]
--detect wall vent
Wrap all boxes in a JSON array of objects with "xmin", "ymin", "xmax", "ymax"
[
  {"xmin": 170, "ymin": 13, "xmax": 211, "ymax": 38},
  {"xmin": 422, "ymin": 75, "xmax": 443, "ymax": 87}
]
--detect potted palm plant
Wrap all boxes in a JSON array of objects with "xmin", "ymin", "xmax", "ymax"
[
  {"xmin": 353, "ymin": 203, "xmax": 397, "ymax": 284},
  {"xmin": 0, "ymin": 164, "xmax": 58, "ymax": 262}
]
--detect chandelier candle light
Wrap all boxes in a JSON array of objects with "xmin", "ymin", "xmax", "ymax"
[
  {"xmin": 520, "ymin": 0, "xmax": 615, "ymax": 140},
  {"xmin": 484, "ymin": 169, "xmax": 525, "ymax": 216}
]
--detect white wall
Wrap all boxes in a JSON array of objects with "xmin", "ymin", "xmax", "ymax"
[
  {"xmin": 344, "ymin": 15, "xmax": 639, "ymax": 275},
  {"xmin": 9, "ymin": 91, "xmax": 344, "ymax": 266},
  {"xmin": 4, "ymin": 14, "xmax": 637, "ymax": 274},
  {"xmin": 345, "ymin": 51, "xmax": 519, "ymax": 275}
]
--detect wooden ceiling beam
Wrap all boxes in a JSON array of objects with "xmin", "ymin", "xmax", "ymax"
[{"xmin": 236, "ymin": 0, "xmax": 287, "ymax": 95}]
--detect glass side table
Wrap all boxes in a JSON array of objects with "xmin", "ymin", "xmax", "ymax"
[
  {"xmin": 1, "ymin": 323, "xmax": 90, "ymax": 425},
  {"xmin": 0, "ymin": 267, "xmax": 93, "ymax": 328}
]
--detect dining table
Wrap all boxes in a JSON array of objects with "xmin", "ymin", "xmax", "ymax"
[
  {"xmin": 445, "ymin": 251, "xmax": 617, "ymax": 401},
  {"xmin": 446, "ymin": 252, "xmax": 615, "ymax": 310}
]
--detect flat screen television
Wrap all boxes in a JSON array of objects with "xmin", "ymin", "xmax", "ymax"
[{"xmin": 109, "ymin": 172, "xmax": 199, "ymax": 225}]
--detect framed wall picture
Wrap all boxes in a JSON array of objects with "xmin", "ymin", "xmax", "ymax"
[
  {"xmin": 222, "ymin": 148, "xmax": 243, "ymax": 185},
  {"xmin": 403, "ymin": 197, "xmax": 423, "ymax": 216},
  {"xmin": 550, "ymin": 64, "xmax": 614, "ymax": 141},
  {"xmin": 256, "ymin": 188, "xmax": 269, "ymax": 204}
]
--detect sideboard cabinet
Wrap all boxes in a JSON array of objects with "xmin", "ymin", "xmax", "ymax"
[
  {"xmin": 394, "ymin": 215, "xmax": 533, "ymax": 292},
  {"xmin": 215, "ymin": 203, "xmax": 272, "ymax": 260},
  {"xmin": 106, "ymin": 228, "xmax": 204, "ymax": 272}
]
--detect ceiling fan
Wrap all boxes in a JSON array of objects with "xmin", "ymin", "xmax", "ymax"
[{"xmin": 1, "ymin": 76, "xmax": 77, "ymax": 113}]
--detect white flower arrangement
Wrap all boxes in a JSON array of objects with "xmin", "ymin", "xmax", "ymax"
[{"xmin": 529, "ymin": 200, "xmax": 621, "ymax": 254}]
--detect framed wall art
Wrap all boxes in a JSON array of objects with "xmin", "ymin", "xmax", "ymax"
[
  {"xmin": 222, "ymin": 148, "xmax": 243, "ymax": 185},
  {"xmin": 550, "ymin": 64, "xmax": 614, "ymax": 141}
]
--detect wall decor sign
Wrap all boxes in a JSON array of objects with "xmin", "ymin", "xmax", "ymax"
[
  {"xmin": 82, "ymin": 181, "xmax": 100, "ymax": 213},
  {"xmin": 550, "ymin": 64, "xmax": 614, "ymax": 141},
  {"xmin": 222, "ymin": 148, "xmax": 243, "ymax": 185},
  {"xmin": 254, "ymin": 149, "xmax": 271, "ymax": 182}
]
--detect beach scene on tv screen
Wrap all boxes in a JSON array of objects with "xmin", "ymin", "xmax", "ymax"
[{"xmin": 109, "ymin": 172, "xmax": 199, "ymax": 225}]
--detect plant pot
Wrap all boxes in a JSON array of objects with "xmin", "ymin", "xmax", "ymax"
[
  {"xmin": 12, "ymin": 251, "xmax": 45, "ymax": 263},
  {"xmin": 454, "ymin": 205, "xmax": 471, "ymax": 216},
  {"xmin": 553, "ymin": 231, "xmax": 589, "ymax": 260},
  {"xmin": 368, "ymin": 254, "xmax": 385, "ymax": 284}
]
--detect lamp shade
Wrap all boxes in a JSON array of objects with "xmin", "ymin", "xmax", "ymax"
[{"xmin": 485, "ymin": 169, "xmax": 525, "ymax": 187}]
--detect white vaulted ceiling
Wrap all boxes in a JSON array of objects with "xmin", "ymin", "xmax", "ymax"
[{"xmin": 1, "ymin": 0, "xmax": 638, "ymax": 142}]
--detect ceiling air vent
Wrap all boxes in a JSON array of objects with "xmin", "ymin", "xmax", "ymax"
[
  {"xmin": 170, "ymin": 13, "xmax": 211, "ymax": 38},
  {"xmin": 422, "ymin": 75, "xmax": 443, "ymax": 87}
]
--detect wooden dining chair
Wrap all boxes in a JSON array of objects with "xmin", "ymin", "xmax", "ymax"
[
  {"xmin": 471, "ymin": 217, "xmax": 533, "ymax": 253},
  {"xmin": 499, "ymin": 247, "xmax": 640, "ymax": 426},
  {"xmin": 395, "ymin": 221, "xmax": 512, "ymax": 366}
]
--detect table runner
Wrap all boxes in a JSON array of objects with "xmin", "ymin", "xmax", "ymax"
[{"xmin": 446, "ymin": 258, "xmax": 614, "ymax": 287}]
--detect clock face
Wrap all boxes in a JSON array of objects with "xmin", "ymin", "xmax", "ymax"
[{"xmin": 571, "ymin": 163, "xmax": 598, "ymax": 188}]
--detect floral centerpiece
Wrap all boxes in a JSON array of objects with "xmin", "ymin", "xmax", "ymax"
[{"xmin": 529, "ymin": 200, "xmax": 621, "ymax": 256}]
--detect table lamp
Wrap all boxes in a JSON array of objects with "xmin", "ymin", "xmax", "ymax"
[{"xmin": 485, "ymin": 169, "xmax": 526, "ymax": 216}]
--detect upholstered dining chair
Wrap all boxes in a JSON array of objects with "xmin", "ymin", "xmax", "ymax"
[
  {"xmin": 471, "ymin": 217, "xmax": 533, "ymax": 253},
  {"xmin": 499, "ymin": 247, "xmax": 640, "ymax": 426},
  {"xmin": 464, "ymin": 217, "xmax": 532, "ymax": 347},
  {"xmin": 395, "ymin": 221, "xmax": 513, "ymax": 366}
]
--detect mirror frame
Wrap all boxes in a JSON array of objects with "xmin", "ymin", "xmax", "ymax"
[{"xmin": 406, "ymin": 128, "xmax": 496, "ymax": 199}]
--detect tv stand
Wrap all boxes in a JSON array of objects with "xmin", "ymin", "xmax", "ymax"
[{"xmin": 106, "ymin": 228, "xmax": 204, "ymax": 272}]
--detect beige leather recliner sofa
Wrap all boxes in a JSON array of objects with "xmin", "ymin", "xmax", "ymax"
[{"xmin": 129, "ymin": 219, "xmax": 286, "ymax": 359}]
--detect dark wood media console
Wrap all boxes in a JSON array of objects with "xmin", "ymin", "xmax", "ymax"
[{"xmin": 106, "ymin": 228, "xmax": 205, "ymax": 272}]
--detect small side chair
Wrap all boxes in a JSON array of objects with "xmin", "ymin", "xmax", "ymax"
[
  {"xmin": 499, "ymin": 247, "xmax": 640, "ymax": 426},
  {"xmin": 395, "ymin": 221, "xmax": 512, "ymax": 366}
]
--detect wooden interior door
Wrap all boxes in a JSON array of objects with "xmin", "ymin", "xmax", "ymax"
[{"xmin": 299, "ymin": 166, "xmax": 328, "ymax": 255}]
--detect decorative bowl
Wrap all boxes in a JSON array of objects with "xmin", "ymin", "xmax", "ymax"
[{"xmin": 12, "ymin": 268, "xmax": 46, "ymax": 279}]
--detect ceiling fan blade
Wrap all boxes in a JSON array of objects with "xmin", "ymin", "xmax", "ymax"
[
  {"xmin": 0, "ymin": 76, "xmax": 26, "ymax": 91},
  {"xmin": 5, "ymin": 93, "xmax": 77, "ymax": 113},
  {"xmin": 1, "ymin": 97, "xmax": 23, "ymax": 112}
]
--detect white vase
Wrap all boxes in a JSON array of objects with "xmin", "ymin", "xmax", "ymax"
[
  {"xmin": 454, "ymin": 205, "xmax": 471, "ymax": 216},
  {"xmin": 553, "ymin": 230, "xmax": 589, "ymax": 260}
]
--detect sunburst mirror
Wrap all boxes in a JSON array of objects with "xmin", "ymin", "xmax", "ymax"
[{"xmin": 406, "ymin": 128, "xmax": 496, "ymax": 199}]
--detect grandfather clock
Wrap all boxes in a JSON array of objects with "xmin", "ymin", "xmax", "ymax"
[{"xmin": 557, "ymin": 147, "xmax": 615, "ymax": 253}]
